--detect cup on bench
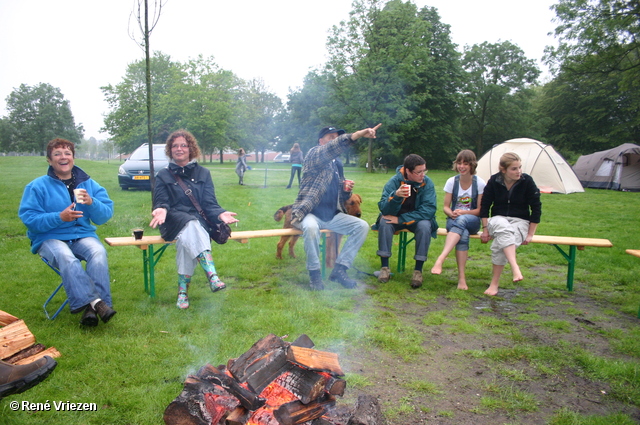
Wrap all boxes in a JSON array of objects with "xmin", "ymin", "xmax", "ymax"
[{"xmin": 133, "ymin": 228, "xmax": 144, "ymax": 240}]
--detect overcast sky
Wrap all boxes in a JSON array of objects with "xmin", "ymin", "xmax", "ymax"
[{"xmin": 0, "ymin": 0, "xmax": 558, "ymax": 140}]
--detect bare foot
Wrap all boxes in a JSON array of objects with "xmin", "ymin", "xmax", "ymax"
[
  {"xmin": 512, "ymin": 273, "xmax": 523, "ymax": 282},
  {"xmin": 431, "ymin": 260, "xmax": 443, "ymax": 275},
  {"xmin": 457, "ymin": 281, "xmax": 468, "ymax": 290},
  {"xmin": 484, "ymin": 284, "xmax": 499, "ymax": 296}
]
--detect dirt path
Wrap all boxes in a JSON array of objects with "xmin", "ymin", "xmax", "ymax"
[{"xmin": 340, "ymin": 287, "xmax": 640, "ymax": 424}]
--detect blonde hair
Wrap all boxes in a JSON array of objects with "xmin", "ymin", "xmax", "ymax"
[{"xmin": 499, "ymin": 152, "xmax": 521, "ymax": 172}]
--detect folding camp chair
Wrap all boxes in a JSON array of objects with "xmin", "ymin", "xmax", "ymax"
[{"xmin": 41, "ymin": 256, "xmax": 69, "ymax": 320}]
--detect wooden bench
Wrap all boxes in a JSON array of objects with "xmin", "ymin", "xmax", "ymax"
[
  {"xmin": 625, "ymin": 249, "xmax": 640, "ymax": 318},
  {"xmin": 105, "ymin": 229, "xmax": 333, "ymax": 298},
  {"xmin": 393, "ymin": 228, "xmax": 613, "ymax": 291}
]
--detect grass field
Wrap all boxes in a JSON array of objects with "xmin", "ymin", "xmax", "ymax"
[{"xmin": 1, "ymin": 156, "xmax": 639, "ymax": 424}]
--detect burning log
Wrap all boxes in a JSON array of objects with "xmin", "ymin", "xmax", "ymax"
[
  {"xmin": 286, "ymin": 346, "xmax": 344, "ymax": 376},
  {"xmin": 165, "ymin": 334, "xmax": 383, "ymax": 425},
  {"xmin": 198, "ymin": 364, "xmax": 266, "ymax": 411},
  {"xmin": 273, "ymin": 394, "xmax": 336, "ymax": 425}
]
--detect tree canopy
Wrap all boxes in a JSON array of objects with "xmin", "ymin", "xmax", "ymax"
[{"xmin": 3, "ymin": 83, "xmax": 83, "ymax": 155}]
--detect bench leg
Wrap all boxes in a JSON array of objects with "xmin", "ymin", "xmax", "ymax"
[
  {"xmin": 142, "ymin": 244, "xmax": 171, "ymax": 298},
  {"xmin": 397, "ymin": 232, "xmax": 415, "ymax": 274},
  {"xmin": 553, "ymin": 244, "xmax": 577, "ymax": 291},
  {"xmin": 321, "ymin": 233, "xmax": 326, "ymax": 280}
]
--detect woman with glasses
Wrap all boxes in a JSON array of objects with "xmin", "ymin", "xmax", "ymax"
[
  {"xmin": 149, "ymin": 129, "xmax": 239, "ymax": 309},
  {"xmin": 372, "ymin": 154, "xmax": 439, "ymax": 289},
  {"xmin": 431, "ymin": 150, "xmax": 486, "ymax": 290}
]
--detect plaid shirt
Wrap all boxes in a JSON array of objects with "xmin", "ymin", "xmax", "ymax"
[{"xmin": 291, "ymin": 133, "xmax": 356, "ymax": 225}]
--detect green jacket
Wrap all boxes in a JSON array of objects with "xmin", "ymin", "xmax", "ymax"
[{"xmin": 372, "ymin": 165, "xmax": 438, "ymax": 237}]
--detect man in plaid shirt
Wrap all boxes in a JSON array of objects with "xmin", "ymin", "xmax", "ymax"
[{"xmin": 291, "ymin": 124, "xmax": 381, "ymax": 290}]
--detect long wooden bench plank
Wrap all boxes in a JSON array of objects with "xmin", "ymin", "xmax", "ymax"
[
  {"xmin": 105, "ymin": 228, "xmax": 334, "ymax": 248},
  {"xmin": 104, "ymin": 229, "xmax": 333, "ymax": 298},
  {"xmin": 434, "ymin": 228, "xmax": 612, "ymax": 248},
  {"xmin": 626, "ymin": 249, "xmax": 640, "ymax": 259}
]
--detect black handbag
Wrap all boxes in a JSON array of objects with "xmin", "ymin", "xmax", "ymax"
[{"xmin": 171, "ymin": 173, "xmax": 231, "ymax": 244}]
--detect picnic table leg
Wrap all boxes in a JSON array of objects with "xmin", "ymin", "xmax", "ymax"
[
  {"xmin": 553, "ymin": 244, "xmax": 577, "ymax": 291},
  {"xmin": 397, "ymin": 232, "xmax": 407, "ymax": 273},
  {"xmin": 148, "ymin": 244, "xmax": 156, "ymax": 298},
  {"xmin": 142, "ymin": 248, "xmax": 150, "ymax": 295},
  {"xmin": 321, "ymin": 233, "xmax": 326, "ymax": 279}
]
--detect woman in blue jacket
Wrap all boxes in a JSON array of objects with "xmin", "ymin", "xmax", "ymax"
[{"xmin": 19, "ymin": 138, "xmax": 116, "ymax": 327}]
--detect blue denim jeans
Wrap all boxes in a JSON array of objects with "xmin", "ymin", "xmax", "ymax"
[
  {"xmin": 446, "ymin": 215, "xmax": 481, "ymax": 251},
  {"xmin": 38, "ymin": 237, "xmax": 112, "ymax": 313},
  {"xmin": 300, "ymin": 212, "xmax": 369, "ymax": 271},
  {"xmin": 376, "ymin": 219, "xmax": 433, "ymax": 261}
]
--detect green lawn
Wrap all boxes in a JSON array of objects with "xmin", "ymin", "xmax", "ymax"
[{"xmin": 1, "ymin": 156, "xmax": 639, "ymax": 424}]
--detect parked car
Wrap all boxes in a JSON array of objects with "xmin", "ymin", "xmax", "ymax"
[
  {"xmin": 273, "ymin": 152, "xmax": 290, "ymax": 163},
  {"xmin": 118, "ymin": 144, "xmax": 169, "ymax": 190}
]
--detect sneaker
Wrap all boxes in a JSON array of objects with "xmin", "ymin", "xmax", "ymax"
[
  {"xmin": 0, "ymin": 356, "xmax": 57, "ymax": 399},
  {"xmin": 209, "ymin": 275, "xmax": 226, "ymax": 292},
  {"xmin": 410, "ymin": 270, "xmax": 423, "ymax": 288},
  {"xmin": 80, "ymin": 305, "xmax": 99, "ymax": 327},
  {"xmin": 309, "ymin": 270, "xmax": 324, "ymax": 291},
  {"xmin": 329, "ymin": 266, "xmax": 357, "ymax": 289},
  {"xmin": 93, "ymin": 300, "xmax": 117, "ymax": 324},
  {"xmin": 378, "ymin": 267, "xmax": 391, "ymax": 283},
  {"xmin": 176, "ymin": 292, "xmax": 189, "ymax": 309}
]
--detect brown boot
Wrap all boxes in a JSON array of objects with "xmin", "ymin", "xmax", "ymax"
[
  {"xmin": 0, "ymin": 356, "xmax": 57, "ymax": 399},
  {"xmin": 93, "ymin": 301, "xmax": 117, "ymax": 324}
]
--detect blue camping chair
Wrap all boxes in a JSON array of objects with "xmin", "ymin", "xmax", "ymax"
[{"xmin": 41, "ymin": 256, "xmax": 69, "ymax": 320}]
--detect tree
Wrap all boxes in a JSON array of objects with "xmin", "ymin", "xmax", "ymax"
[
  {"xmin": 459, "ymin": 41, "xmax": 540, "ymax": 155},
  {"xmin": 325, "ymin": 0, "xmax": 463, "ymax": 170},
  {"xmin": 237, "ymin": 79, "xmax": 283, "ymax": 163},
  {"xmin": 101, "ymin": 52, "xmax": 183, "ymax": 153},
  {"xmin": 4, "ymin": 83, "xmax": 83, "ymax": 154},
  {"xmin": 544, "ymin": 0, "xmax": 640, "ymax": 145},
  {"xmin": 130, "ymin": 0, "xmax": 165, "ymax": 192},
  {"xmin": 166, "ymin": 55, "xmax": 243, "ymax": 163}
]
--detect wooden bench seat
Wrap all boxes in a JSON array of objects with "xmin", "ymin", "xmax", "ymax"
[
  {"xmin": 105, "ymin": 229, "xmax": 333, "ymax": 298},
  {"xmin": 392, "ymin": 228, "xmax": 612, "ymax": 291}
]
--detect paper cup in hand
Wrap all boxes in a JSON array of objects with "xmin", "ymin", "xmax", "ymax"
[
  {"xmin": 402, "ymin": 184, "xmax": 411, "ymax": 197},
  {"xmin": 73, "ymin": 188, "xmax": 85, "ymax": 204},
  {"xmin": 343, "ymin": 179, "xmax": 354, "ymax": 192}
]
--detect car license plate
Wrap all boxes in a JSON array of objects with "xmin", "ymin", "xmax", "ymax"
[{"xmin": 133, "ymin": 176, "xmax": 149, "ymax": 180}]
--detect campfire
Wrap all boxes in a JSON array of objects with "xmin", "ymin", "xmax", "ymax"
[{"xmin": 164, "ymin": 334, "xmax": 385, "ymax": 425}]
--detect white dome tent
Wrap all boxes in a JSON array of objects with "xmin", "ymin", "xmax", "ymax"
[{"xmin": 476, "ymin": 138, "xmax": 584, "ymax": 194}]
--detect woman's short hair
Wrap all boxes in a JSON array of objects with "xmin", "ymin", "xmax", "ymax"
[
  {"xmin": 452, "ymin": 149, "xmax": 478, "ymax": 174},
  {"xmin": 165, "ymin": 129, "xmax": 201, "ymax": 161},
  {"xmin": 499, "ymin": 152, "xmax": 521, "ymax": 172},
  {"xmin": 238, "ymin": 148, "xmax": 245, "ymax": 156},
  {"xmin": 46, "ymin": 138, "xmax": 75, "ymax": 159}
]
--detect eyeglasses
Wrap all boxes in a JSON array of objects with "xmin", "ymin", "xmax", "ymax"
[
  {"xmin": 411, "ymin": 168, "xmax": 427, "ymax": 175},
  {"xmin": 172, "ymin": 144, "xmax": 188, "ymax": 149}
]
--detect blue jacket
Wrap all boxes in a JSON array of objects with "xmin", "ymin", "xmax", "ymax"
[
  {"xmin": 19, "ymin": 166, "xmax": 114, "ymax": 254},
  {"xmin": 372, "ymin": 165, "xmax": 439, "ymax": 237}
]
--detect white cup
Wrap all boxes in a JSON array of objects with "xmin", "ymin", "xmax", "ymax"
[
  {"xmin": 73, "ymin": 188, "xmax": 85, "ymax": 204},
  {"xmin": 401, "ymin": 184, "xmax": 411, "ymax": 197}
]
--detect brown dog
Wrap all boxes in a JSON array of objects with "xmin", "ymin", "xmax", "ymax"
[{"xmin": 274, "ymin": 194, "xmax": 363, "ymax": 264}]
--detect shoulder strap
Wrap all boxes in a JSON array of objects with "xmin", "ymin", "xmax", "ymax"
[
  {"xmin": 451, "ymin": 175, "xmax": 460, "ymax": 209},
  {"xmin": 471, "ymin": 175, "xmax": 478, "ymax": 210},
  {"xmin": 171, "ymin": 172, "xmax": 214, "ymax": 226}
]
